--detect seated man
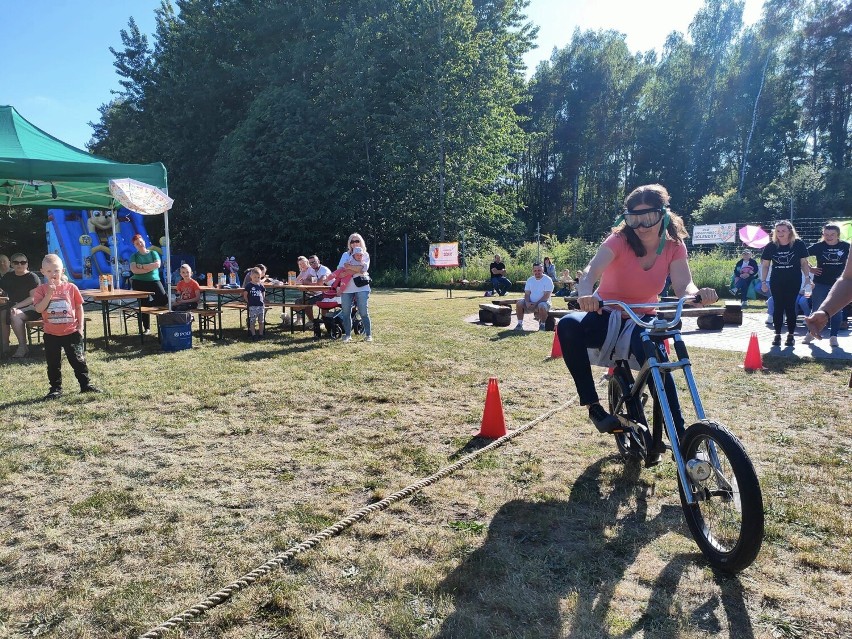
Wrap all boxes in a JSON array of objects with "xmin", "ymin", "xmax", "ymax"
[
  {"xmin": 306, "ymin": 254, "xmax": 332, "ymax": 326},
  {"xmin": 489, "ymin": 254, "xmax": 512, "ymax": 296},
  {"xmin": 514, "ymin": 262, "xmax": 553, "ymax": 332}
]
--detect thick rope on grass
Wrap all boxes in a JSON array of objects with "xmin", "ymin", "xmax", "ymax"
[{"xmin": 139, "ymin": 399, "xmax": 573, "ymax": 638}]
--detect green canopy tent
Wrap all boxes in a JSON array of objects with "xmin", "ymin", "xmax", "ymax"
[{"xmin": 0, "ymin": 104, "xmax": 167, "ymax": 209}]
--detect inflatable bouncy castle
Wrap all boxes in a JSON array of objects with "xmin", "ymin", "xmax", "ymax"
[{"xmin": 46, "ymin": 208, "xmax": 165, "ymax": 290}]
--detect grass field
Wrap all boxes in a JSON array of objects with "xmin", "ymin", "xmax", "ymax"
[{"xmin": 1, "ymin": 290, "xmax": 850, "ymax": 639}]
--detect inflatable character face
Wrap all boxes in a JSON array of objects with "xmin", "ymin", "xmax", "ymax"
[{"xmin": 87, "ymin": 210, "xmax": 120, "ymax": 245}]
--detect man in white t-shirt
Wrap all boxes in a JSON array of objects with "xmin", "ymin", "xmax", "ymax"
[
  {"xmin": 305, "ymin": 255, "xmax": 333, "ymax": 327},
  {"xmin": 515, "ymin": 262, "xmax": 554, "ymax": 331},
  {"xmin": 307, "ymin": 255, "xmax": 331, "ymax": 283}
]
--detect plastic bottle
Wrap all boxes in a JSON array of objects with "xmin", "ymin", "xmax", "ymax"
[
  {"xmin": 229, "ymin": 272, "xmax": 236, "ymax": 285},
  {"xmin": 207, "ymin": 272, "xmax": 213, "ymax": 288},
  {"xmin": 219, "ymin": 273, "xmax": 226, "ymax": 287}
]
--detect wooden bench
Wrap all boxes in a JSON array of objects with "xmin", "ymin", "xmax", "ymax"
[
  {"xmin": 446, "ymin": 280, "xmax": 484, "ymax": 299},
  {"xmin": 478, "ymin": 303, "xmax": 512, "ymax": 327},
  {"xmin": 222, "ymin": 301, "xmax": 276, "ymax": 331},
  {"xmin": 121, "ymin": 306, "xmax": 169, "ymax": 335},
  {"xmin": 189, "ymin": 308, "xmax": 219, "ymax": 341},
  {"xmin": 24, "ymin": 318, "xmax": 91, "ymax": 351},
  {"xmin": 279, "ymin": 303, "xmax": 313, "ymax": 333},
  {"xmin": 545, "ymin": 308, "xmax": 570, "ymax": 331}
]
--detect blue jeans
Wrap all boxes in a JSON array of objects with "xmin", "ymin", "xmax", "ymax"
[
  {"xmin": 810, "ymin": 282, "xmax": 842, "ymax": 336},
  {"xmin": 734, "ymin": 277, "xmax": 754, "ymax": 302},
  {"xmin": 341, "ymin": 290, "xmax": 371, "ymax": 337},
  {"xmin": 490, "ymin": 276, "xmax": 511, "ymax": 296}
]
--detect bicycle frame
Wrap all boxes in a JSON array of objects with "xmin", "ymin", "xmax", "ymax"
[{"xmin": 605, "ymin": 297, "xmax": 715, "ymax": 506}]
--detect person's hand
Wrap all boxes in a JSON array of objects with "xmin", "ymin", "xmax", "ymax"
[
  {"xmin": 578, "ymin": 295, "xmax": 601, "ymax": 313},
  {"xmin": 805, "ymin": 310, "xmax": 828, "ymax": 337},
  {"xmin": 761, "ymin": 281, "xmax": 769, "ymax": 293},
  {"xmin": 46, "ymin": 282, "xmax": 57, "ymax": 299},
  {"xmin": 695, "ymin": 287, "xmax": 718, "ymax": 305},
  {"xmin": 810, "ymin": 267, "xmax": 822, "ymax": 277}
]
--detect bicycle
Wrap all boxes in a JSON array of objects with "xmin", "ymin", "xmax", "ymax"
[{"xmin": 602, "ymin": 296, "xmax": 764, "ymax": 573}]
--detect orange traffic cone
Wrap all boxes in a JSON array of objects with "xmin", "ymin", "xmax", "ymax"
[
  {"xmin": 743, "ymin": 332, "xmax": 763, "ymax": 371},
  {"xmin": 550, "ymin": 332, "xmax": 563, "ymax": 358},
  {"xmin": 477, "ymin": 377, "xmax": 507, "ymax": 438}
]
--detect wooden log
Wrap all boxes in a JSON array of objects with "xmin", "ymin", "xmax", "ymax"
[
  {"xmin": 545, "ymin": 308, "xmax": 570, "ymax": 331},
  {"xmin": 723, "ymin": 301, "xmax": 743, "ymax": 325}
]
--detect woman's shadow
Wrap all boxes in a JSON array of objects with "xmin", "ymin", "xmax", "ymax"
[{"xmin": 431, "ymin": 457, "xmax": 755, "ymax": 638}]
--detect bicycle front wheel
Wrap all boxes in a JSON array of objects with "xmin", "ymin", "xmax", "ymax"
[{"xmin": 678, "ymin": 421, "xmax": 763, "ymax": 573}]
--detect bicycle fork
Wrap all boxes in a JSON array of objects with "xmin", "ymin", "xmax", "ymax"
[{"xmin": 635, "ymin": 333, "xmax": 708, "ymax": 506}]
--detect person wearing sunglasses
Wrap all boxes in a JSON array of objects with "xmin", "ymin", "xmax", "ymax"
[
  {"xmin": 0, "ymin": 253, "xmax": 42, "ymax": 357},
  {"xmin": 336, "ymin": 233, "xmax": 373, "ymax": 342},
  {"xmin": 556, "ymin": 184, "xmax": 718, "ymax": 434}
]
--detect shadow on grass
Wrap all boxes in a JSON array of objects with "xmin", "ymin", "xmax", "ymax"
[
  {"xmin": 447, "ymin": 436, "xmax": 498, "ymax": 461},
  {"xmin": 432, "ymin": 458, "xmax": 755, "ymax": 638}
]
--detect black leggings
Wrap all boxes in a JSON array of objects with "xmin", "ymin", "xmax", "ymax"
[
  {"xmin": 770, "ymin": 281, "xmax": 798, "ymax": 335},
  {"xmin": 131, "ymin": 279, "xmax": 168, "ymax": 329}
]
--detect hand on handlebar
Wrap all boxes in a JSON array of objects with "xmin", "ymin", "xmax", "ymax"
[
  {"xmin": 578, "ymin": 295, "xmax": 603, "ymax": 314},
  {"xmin": 693, "ymin": 288, "xmax": 718, "ymax": 305}
]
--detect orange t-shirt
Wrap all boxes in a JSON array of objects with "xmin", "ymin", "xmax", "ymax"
[
  {"xmin": 176, "ymin": 278, "xmax": 201, "ymax": 301},
  {"xmin": 32, "ymin": 282, "xmax": 84, "ymax": 336},
  {"xmin": 596, "ymin": 233, "xmax": 687, "ymax": 307}
]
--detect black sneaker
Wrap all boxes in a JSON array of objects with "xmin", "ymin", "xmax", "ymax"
[
  {"xmin": 44, "ymin": 388, "xmax": 62, "ymax": 400},
  {"xmin": 785, "ymin": 334, "xmax": 795, "ymax": 346},
  {"xmin": 772, "ymin": 334, "xmax": 781, "ymax": 346},
  {"xmin": 588, "ymin": 404, "xmax": 622, "ymax": 433},
  {"xmin": 80, "ymin": 385, "xmax": 102, "ymax": 394}
]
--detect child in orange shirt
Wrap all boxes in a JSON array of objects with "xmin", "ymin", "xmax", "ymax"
[
  {"xmin": 32, "ymin": 254, "xmax": 101, "ymax": 399},
  {"xmin": 174, "ymin": 264, "xmax": 202, "ymax": 310}
]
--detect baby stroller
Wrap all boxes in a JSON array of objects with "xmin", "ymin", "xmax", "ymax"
[
  {"xmin": 322, "ymin": 305, "xmax": 364, "ymax": 339},
  {"xmin": 313, "ymin": 291, "xmax": 363, "ymax": 339}
]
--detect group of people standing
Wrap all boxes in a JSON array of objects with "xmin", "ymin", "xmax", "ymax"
[
  {"xmin": 748, "ymin": 221, "xmax": 849, "ymax": 347},
  {"xmin": 239, "ymin": 232, "xmax": 373, "ymax": 342}
]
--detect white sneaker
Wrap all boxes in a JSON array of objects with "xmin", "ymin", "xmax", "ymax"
[
  {"xmin": 514, "ymin": 323, "xmax": 524, "ymax": 331},
  {"xmin": 364, "ymin": 335, "xmax": 373, "ymax": 342},
  {"xmin": 342, "ymin": 336, "xmax": 352, "ymax": 343},
  {"xmin": 830, "ymin": 336, "xmax": 839, "ymax": 347},
  {"xmin": 802, "ymin": 334, "xmax": 814, "ymax": 345}
]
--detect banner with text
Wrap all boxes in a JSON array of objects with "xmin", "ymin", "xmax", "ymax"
[
  {"xmin": 692, "ymin": 223, "xmax": 737, "ymax": 245},
  {"xmin": 429, "ymin": 242, "xmax": 459, "ymax": 267}
]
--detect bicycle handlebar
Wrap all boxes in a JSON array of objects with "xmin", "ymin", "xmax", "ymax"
[{"xmin": 597, "ymin": 295, "xmax": 702, "ymax": 330}]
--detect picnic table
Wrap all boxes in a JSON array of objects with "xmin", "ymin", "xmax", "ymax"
[{"xmin": 79, "ymin": 288, "xmax": 151, "ymax": 350}]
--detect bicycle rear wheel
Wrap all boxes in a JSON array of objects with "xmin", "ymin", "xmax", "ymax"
[
  {"xmin": 607, "ymin": 367, "xmax": 652, "ymax": 461},
  {"xmin": 678, "ymin": 421, "xmax": 763, "ymax": 573}
]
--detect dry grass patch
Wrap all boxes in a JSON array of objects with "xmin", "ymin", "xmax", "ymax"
[{"xmin": 0, "ymin": 289, "xmax": 850, "ymax": 638}]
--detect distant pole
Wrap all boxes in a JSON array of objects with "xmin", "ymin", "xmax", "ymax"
[
  {"xmin": 536, "ymin": 222, "xmax": 541, "ymax": 263},
  {"xmin": 404, "ymin": 233, "xmax": 408, "ymax": 283},
  {"xmin": 460, "ymin": 231, "xmax": 466, "ymax": 280}
]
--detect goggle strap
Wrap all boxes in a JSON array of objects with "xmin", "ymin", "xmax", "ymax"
[
  {"xmin": 656, "ymin": 213, "xmax": 671, "ymax": 255},
  {"xmin": 613, "ymin": 214, "xmax": 625, "ymax": 227}
]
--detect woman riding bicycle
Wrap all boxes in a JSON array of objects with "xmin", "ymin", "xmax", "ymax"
[{"xmin": 557, "ymin": 184, "xmax": 718, "ymax": 433}]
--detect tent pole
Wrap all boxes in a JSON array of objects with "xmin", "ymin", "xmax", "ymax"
[
  {"xmin": 111, "ymin": 206, "xmax": 119, "ymax": 288},
  {"xmin": 165, "ymin": 211, "xmax": 172, "ymax": 311}
]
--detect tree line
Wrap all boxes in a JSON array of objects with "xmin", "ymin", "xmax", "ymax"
[{"xmin": 83, "ymin": 0, "xmax": 849, "ymax": 274}]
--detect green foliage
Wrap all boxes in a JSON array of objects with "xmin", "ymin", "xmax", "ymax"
[
  {"xmin": 83, "ymin": 0, "xmax": 852, "ymax": 273},
  {"xmin": 687, "ymin": 248, "xmax": 739, "ymax": 294}
]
